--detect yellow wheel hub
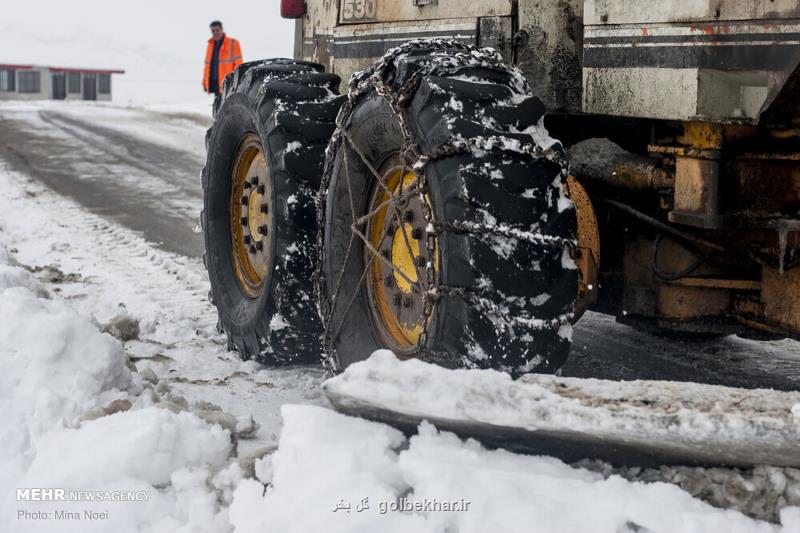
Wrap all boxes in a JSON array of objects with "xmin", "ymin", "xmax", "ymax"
[
  {"xmin": 230, "ymin": 134, "xmax": 274, "ymax": 299},
  {"xmin": 364, "ymin": 158, "xmax": 438, "ymax": 354}
]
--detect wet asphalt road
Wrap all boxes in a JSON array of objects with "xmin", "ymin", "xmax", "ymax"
[
  {"xmin": 0, "ymin": 107, "xmax": 207, "ymax": 258},
  {"xmin": 1, "ymin": 103, "xmax": 799, "ymax": 391},
  {"xmin": 565, "ymin": 312, "xmax": 800, "ymax": 391}
]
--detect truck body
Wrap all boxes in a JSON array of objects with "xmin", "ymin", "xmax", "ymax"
[
  {"xmin": 293, "ymin": 0, "xmax": 800, "ymax": 343},
  {"xmin": 297, "ymin": 0, "xmax": 800, "ymax": 124}
]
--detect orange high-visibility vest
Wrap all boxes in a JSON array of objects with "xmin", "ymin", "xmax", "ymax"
[{"xmin": 203, "ymin": 35, "xmax": 243, "ymax": 92}]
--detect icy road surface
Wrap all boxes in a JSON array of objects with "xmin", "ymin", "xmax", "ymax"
[{"xmin": 1, "ymin": 101, "xmax": 800, "ymax": 530}]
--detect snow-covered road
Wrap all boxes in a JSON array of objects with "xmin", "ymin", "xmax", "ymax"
[
  {"xmin": 1, "ymin": 100, "xmax": 800, "ymax": 531},
  {"xmin": 0, "ymin": 101, "xmax": 210, "ymax": 257}
]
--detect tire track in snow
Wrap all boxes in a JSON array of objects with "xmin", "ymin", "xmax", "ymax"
[
  {"xmin": 0, "ymin": 162, "xmax": 324, "ymax": 450},
  {"xmin": 0, "ymin": 105, "xmax": 204, "ymax": 257}
]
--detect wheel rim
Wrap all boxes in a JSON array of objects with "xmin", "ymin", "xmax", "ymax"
[
  {"xmin": 230, "ymin": 134, "xmax": 274, "ymax": 299},
  {"xmin": 364, "ymin": 156, "xmax": 439, "ymax": 355}
]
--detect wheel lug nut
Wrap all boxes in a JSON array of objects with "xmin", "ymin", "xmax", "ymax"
[
  {"xmin": 393, "ymin": 293, "xmax": 402, "ymax": 306},
  {"xmin": 258, "ymin": 225, "xmax": 268, "ymax": 236},
  {"xmin": 384, "ymin": 276, "xmax": 393, "ymax": 287},
  {"xmin": 241, "ymin": 196, "xmax": 249, "ymax": 206},
  {"xmin": 403, "ymin": 210, "xmax": 414, "ymax": 222},
  {"xmin": 256, "ymin": 241, "xmax": 263, "ymax": 251},
  {"xmin": 249, "ymin": 245, "xmax": 256, "ymax": 254},
  {"xmin": 415, "ymin": 255, "xmax": 426, "ymax": 267},
  {"xmin": 250, "ymin": 176, "xmax": 259, "ymax": 185},
  {"xmin": 243, "ymin": 181, "xmax": 252, "ymax": 189},
  {"xmin": 260, "ymin": 204, "xmax": 269, "ymax": 214},
  {"xmin": 403, "ymin": 297, "xmax": 412, "ymax": 308},
  {"xmin": 240, "ymin": 217, "xmax": 248, "ymax": 226},
  {"xmin": 411, "ymin": 228, "xmax": 422, "ymax": 240},
  {"xmin": 243, "ymin": 235, "xmax": 251, "ymax": 245},
  {"xmin": 257, "ymin": 184, "xmax": 265, "ymax": 194}
]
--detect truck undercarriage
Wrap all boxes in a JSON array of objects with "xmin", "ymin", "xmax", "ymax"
[
  {"xmin": 200, "ymin": 0, "xmax": 800, "ymax": 469},
  {"xmin": 294, "ymin": 0, "xmax": 800, "ymax": 343}
]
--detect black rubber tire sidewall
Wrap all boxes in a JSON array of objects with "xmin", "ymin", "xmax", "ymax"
[{"xmin": 204, "ymin": 94, "xmax": 276, "ymax": 353}]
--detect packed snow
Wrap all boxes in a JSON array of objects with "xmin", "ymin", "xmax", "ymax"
[
  {"xmin": 0, "ymin": 241, "xmax": 232, "ymax": 532},
  {"xmin": 324, "ymin": 351, "xmax": 800, "ymax": 468},
  {"xmin": 230, "ymin": 404, "xmax": 798, "ymax": 533}
]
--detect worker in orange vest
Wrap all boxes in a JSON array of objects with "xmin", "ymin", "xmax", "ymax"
[{"xmin": 204, "ymin": 21, "xmax": 243, "ymax": 96}]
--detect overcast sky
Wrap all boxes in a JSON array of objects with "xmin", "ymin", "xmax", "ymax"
[{"xmin": 0, "ymin": 1, "xmax": 296, "ymax": 104}]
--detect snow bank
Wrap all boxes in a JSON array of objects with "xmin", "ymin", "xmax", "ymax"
[
  {"xmin": 324, "ymin": 350, "xmax": 800, "ymax": 468},
  {"xmin": 230, "ymin": 404, "xmax": 794, "ymax": 533},
  {"xmin": 229, "ymin": 405, "xmax": 431, "ymax": 533},
  {"xmin": 0, "ymin": 287, "xmax": 132, "ymax": 436},
  {"xmin": 0, "ymin": 246, "xmax": 134, "ymax": 497},
  {"xmin": 15, "ymin": 408, "xmax": 232, "ymax": 533},
  {"xmin": 0, "ymin": 244, "xmax": 234, "ymax": 532},
  {"xmin": 22, "ymin": 408, "xmax": 230, "ymax": 488}
]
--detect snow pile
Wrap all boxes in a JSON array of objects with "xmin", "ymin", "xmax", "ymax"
[
  {"xmin": 0, "ymin": 243, "xmax": 234, "ymax": 532},
  {"xmin": 0, "ymin": 243, "xmax": 136, "ymax": 500},
  {"xmin": 15, "ymin": 408, "xmax": 233, "ymax": 533},
  {"xmin": 230, "ymin": 404, "xmax": 797, "ymax": 533},
  {"xmin": 0, "ymin": 262, "xmax": 46, "ymax": 297},
  {"xmin": 230, "ymin": 405, "xmax": 424, "ymax": 532},
  {"xmin": 1, "ymin": 220, "xmax": 799, "ymax": 532},
  {"xmin": 22, "ymin": 408, "xmax": 230, "ymax": 489},
  {"xmin": 0, "ymin": 287, "xmax": 132, "ymax": 436},
  {"xmin": 324, "ymin": 351, "xmax": 800, "ymax": 468}
]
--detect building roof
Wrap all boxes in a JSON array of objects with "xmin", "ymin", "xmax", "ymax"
[{"xmin": 0, "ymin": 63, "xmax": 124, "ymax": 75}]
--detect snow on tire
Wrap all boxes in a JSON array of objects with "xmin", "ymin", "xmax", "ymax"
[
  {"xmin": 203, "ymin": 59, "xmax": 345, "ymax": 364},
  {"xmin": 319, "ymin": 40, "xmax": 578, "ymax": 375}
]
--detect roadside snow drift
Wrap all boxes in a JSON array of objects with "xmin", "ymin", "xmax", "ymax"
[
  {"xmin": 324, "ymin": 351, "xmax": 800, "ymax": 468},
  {"xmin": 0, "ymin": 287, "xmax": 132, "ymax": 436},
  {"xmin": 0, "ymin": 244, "xmax": 233, "ymax": 532},
  {"xmin": 230, "ymin": 403, "xmax": 798, "ymax": 533}
]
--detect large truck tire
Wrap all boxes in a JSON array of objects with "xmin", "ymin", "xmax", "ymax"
[
  {"xmin": 318, "ymin": 40, "xmax": 579, "ymax": 375},
  {"xmin": 202, "ymin": 59, "xmax": 344, "ymax": 364}
]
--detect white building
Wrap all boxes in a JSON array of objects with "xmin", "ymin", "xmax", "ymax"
[{"xmin": 0, "ymin": 64, "xmax": 124, "ymax": 101}]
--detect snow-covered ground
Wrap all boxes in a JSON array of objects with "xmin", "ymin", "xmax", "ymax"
[
  {"xmin": 0, "ymin": 129, "xmax": 323, "ymax": 530},
  {"xmin": 231, "ymin": 404, "xmax": 799, "ymax": 533},
  {"xmin": 2, "ymin": 101, "xmax": 800, "ymax": 532},
  {"xmin": 0, "ymin": 156, "xmax": 324, "ymax": 452}
]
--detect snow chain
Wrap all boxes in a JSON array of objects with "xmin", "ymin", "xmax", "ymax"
[{"xmin": 315, "ymin": 39, "xmax": 576, "ymax": 372}]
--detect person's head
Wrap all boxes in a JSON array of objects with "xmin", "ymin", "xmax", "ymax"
[{"xmin": 210, "ymin": 21, "xmax": 224, "ymax": 41}]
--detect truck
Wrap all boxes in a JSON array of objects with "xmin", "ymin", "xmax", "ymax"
[{"xmin": 201, "ymin": 0, "xmax": 800, "ymax": 379}]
